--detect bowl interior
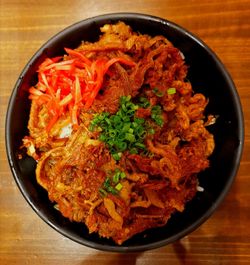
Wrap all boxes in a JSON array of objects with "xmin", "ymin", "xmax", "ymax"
[{"xmin": 5, "ymin": 13, "xmax": 244, "ymax": 252}]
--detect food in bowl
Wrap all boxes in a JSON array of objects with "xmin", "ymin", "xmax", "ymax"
[{"xmin": 21, "ymin": 21, "xmax": 215, "ymax": 245}]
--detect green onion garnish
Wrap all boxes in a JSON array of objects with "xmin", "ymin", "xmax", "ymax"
[
  {"xmin": 167, "ymin": 87, "xmax": 176, "ymax": 95},
  {"xmin": 115, "ymin": 183, "xmax": 123, "ymax": 191},
  {"xmin": 112, "ymin": 174, "xmax": 120, "ymax": 184},
  {"xmin": 99, "ymin": 188, "xmax": 108, "ymax": 197},
  {"xmin": 99, "ymin": 169, "xmax": 126, "ymax": 196},
  {"xmin": 151, "ymin": 105, "xmax": 164, "ymax": 127},
  {"xmin": 90, "ymin": 96, "xmax": 147, "ymax": 160},
  {"xmin": 153, "ymin": 88, "xmax": 164, "ymax": 97},
  {"xmin": 138, "ymin": 97, "xmax": 150, "ymax": 108},
  {"xmin": 112, "ymin": 153, "xmax": 122, "ymax": 161},
  {"xmin": 148, "ymin": 128, "xmax": 155, "ymax": 134},
  {"xmin": 120, "ymin": 172, "xmax": 126, "ymax": 179}
]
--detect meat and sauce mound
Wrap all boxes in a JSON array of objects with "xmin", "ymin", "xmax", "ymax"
[{"xmin": 23, "ymin": 22, "xmax": 215, "ymax": 244}]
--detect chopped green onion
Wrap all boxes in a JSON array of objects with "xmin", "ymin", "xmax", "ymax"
[
  {"xmin": 99, "ymin": 134, "xmax": 106, "ymax": 141},
  {"xmin": 135, "ymin": 142, "xmax": 146, "ymax": 149},
  {"xmin": 99, "ymin": 188, "xmax": 108, "ymax": 197},
  {"xmin": 120, "ymin": 172, "xmax": 126, "ymax": 179},
  {"xmin": 167, "ymin": 87, "xmax": 176, "ymax": 95},
  {"xmin": 125, "ymin": 133, "xmax": 136, "ymax": 142},
  {"xmin": 151, "ymin": 105, "xmax": 164, "ymax": 127},
  {"xmin": 112, "ymin": 153, "xmax": 122, "ymax": 161},
  {"xmin": 151, "ymin": 105, "xmax": 162, "ymax": 114},
  {"xmin": 115, "ymin": 183, "xmax": 123, "ymax": 191},
  {"xmin": 112, "ymin": 173, "xmax": 120, "ymax": 184},
  {"xmin": 103, "ymin": 177, "xmax": 118, "ymax": 194},
  {"xmin": 129, "ymin": 148, "xmax": 138, "ymax": 154},
  {"xmin": 148, "ymin": 128, "xmax": 155, "ymax": 134},
  {"xmin": 115, "ymin": 142, "xmax": 127, "ymax": 152},
  {"xmin": 100, "ymin": 169, "xmax": 126, "ymax": 196},
  {"xmin": 113, "ymin": 115, "xmax": 121, "ymax": 123},
  {"xmin": 108, "ymin": 129, "xmax": 117, "ymax": 137},
  {"xmin": 89, "ymin": 96, "xmax": 148, "ymax": 160},
  {"xmin": 154, "ymin": 116, "xmax": 164, "ymax": 126},
  {"xmin": 134, "ymin": 117, "xmax": 145, "ymax": 124},
  {"xmin": 103, "ymin": 178, "xmax": 111, "ymax": 189},
  {"xmin": 153, "ymin": 88, "xmax": 164, "ymax": 97},
  {"xmin": 107, "ymin": 186, "xmax": 118, "ymax": 195},
  {"xmin": 138, "ymin": 97, "xmax": 150, "ymax": 108},
  {"xmin": 122, "ymin": 123, "xmax": 130, "ymax": 132}
]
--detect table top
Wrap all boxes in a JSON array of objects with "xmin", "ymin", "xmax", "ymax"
[{"xmin": 1, "ymin": 0, "xmax": 250, "ymax": 264}]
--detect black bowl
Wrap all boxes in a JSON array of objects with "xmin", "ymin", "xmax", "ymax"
[{"xmin": 5, "ymin": 13, "xmax": 244, "ymax": 252}]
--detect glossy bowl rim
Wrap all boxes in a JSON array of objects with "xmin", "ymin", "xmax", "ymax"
[{"xmin": 5, "ymin": 12, "xmax": 244, "ymax": 252}]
